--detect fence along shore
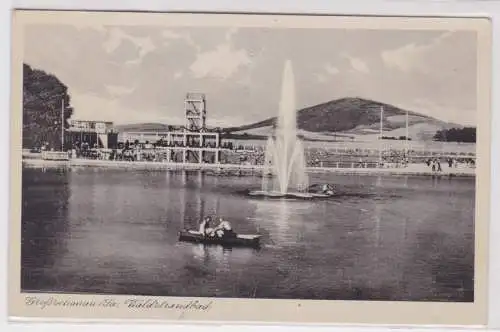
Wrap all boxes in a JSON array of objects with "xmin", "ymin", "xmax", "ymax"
[{"xmin": 22, "ymin": 150, "xmax": 475, "ymax": 178}]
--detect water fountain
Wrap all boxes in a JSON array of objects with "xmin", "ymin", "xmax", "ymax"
[{"xmin": 249, "ymin": 60, "xmax": 329, "ymax": 199}]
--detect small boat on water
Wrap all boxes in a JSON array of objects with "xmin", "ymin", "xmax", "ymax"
[
  {"xmin": 247, "ymin": 190, "xmax": 331, "ymax": 199},
  {"xmin": 178, "ymin": 229, "xmax": 262, "ymax": 248},
  {"xmin": 307, "ymin": 183, "xmax": 335, "ymax": 196}
]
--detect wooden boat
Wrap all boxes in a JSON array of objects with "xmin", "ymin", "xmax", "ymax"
[{"xmin": 178, "ymin": 229, "xmax": 261, "ymax": 248}]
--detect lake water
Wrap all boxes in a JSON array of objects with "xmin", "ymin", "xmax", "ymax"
[{"xmin": 21, "ymin": 166, "xmax": 475, "ymax": 302}]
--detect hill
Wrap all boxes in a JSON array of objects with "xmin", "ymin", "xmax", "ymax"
[
  {"xmin": 113, "ymin": 123, "xmax": 173, "ymax": 132},
  {"xmin": 226, "ymin": 97, "xmax": 461, "ymax": 141},
  {"xmin": 113, "ymin": 97, "xmax": 464, "ymax": 142},
  {"xmin": 225, "ymin": 97, "xmax": 419, "ymax": 132}
]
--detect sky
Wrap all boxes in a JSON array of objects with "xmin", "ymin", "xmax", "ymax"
[{"xmin": 23, "ymin": 24, "xmax": 478, "ymax": 127}]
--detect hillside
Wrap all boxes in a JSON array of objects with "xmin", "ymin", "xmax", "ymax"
[
  {"xmin": 113, "ymin": 97, "xmax": 464, "ymax": 142},
  {"xmin": 225, "ymin": 97, "xmax": 421, "ymax": 133},
  {"xmin": 227, "ymin": 97, "xmax": 461, "ymax": 141},
  {"xmin": 113, "ymin": 122, "xmax": 173, "ymax": 132}
]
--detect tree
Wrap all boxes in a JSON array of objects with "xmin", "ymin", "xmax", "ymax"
[
  {"xmin": 433, "ymin": 127, "xmax": 476, "ymax": 143},
  {"xmin": 23, "ymin": 63, "xmax": 74, "ymax": 150}
]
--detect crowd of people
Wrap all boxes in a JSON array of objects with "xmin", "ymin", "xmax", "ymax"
[
  {"xmin": 152, "ymin": 137, "xmax": 229, "ymax": 149},
  {"xmin": 222, "ymin": 146, "xmax": 413, "ymax": 168},
  {"xmin": 41, "ymin": 138, "xmax": 476, "ymax": 170},
  {"xmin": 424, "ymin": 157, "xmax": 476, "ymax": 172}
]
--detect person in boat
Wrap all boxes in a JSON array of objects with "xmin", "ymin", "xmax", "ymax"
[
  {"xmin": 199, "ymin": 216, "xmax": 212, "ymax": 236},
  {"xmin": 214, "ymin": 217, "xmax": 236, "ymax": 238},
  {"xmin": 321, "ymin": 184, "xmax": 334, "ymax": 195}
]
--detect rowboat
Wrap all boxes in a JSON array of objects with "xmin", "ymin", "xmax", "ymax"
[{"xmin": 178, "ymin": 229, "xmax": 261, "ymax": 248}]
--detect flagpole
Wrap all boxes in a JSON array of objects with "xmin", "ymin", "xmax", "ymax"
[
  {"xmin": 379, "ymin": 106, "xmax": 384, "ymax": 166},
  {"xmin": 405, "ymin": 109, "xmax": 409, "ymax": 159}
]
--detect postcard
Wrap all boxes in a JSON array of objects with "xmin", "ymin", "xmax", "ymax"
[{"xmin": 9, "ymin": 10, "xmax": 492, "ymax": 326}]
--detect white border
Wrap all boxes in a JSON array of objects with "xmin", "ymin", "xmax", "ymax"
[{"xmin": 1, "ymin": 0, "xmax": 499, "ymax": 331}]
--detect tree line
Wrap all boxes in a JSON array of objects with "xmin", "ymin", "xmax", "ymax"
[
  {"xmin": 23, "ymin": 63, "xmax": 74, "ymax": 150},
  {"xmin": 433, "ymin": 127, "xmax": 476, "ymax": 143}
]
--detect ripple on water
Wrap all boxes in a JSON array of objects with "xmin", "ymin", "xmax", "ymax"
[{"xmin": 21, "ymin": 167, "xmax": 475, "ymax": 301}]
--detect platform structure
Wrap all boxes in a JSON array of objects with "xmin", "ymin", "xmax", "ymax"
[{"xmin": 119, "ymin": 93, "xmax": 228, "ymax": 164}]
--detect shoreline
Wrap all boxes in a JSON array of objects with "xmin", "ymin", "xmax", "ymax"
[{"xmin": 21, "ymin": 157, "xmax": 476, "ymax": 178}]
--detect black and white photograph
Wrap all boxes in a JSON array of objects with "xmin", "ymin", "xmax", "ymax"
[{"xmin": 9, "ymin": 10, "xmax": 492, "ymax": 325}]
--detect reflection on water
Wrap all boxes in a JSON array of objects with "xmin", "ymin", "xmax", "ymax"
[
  {"xmin": 191, "ymin": 244, "xmax": 255, "ymax": 273},
  {"xmin": 250, "ymin": 199, "xmax": 317, "ymax": 244},
  {"xmin": 374, "ymin": 202, "xmax": 381, "ymax": 247},
  {"xmin": 21, "ymin": 167, "xmax": 475, "ymax": 301}
]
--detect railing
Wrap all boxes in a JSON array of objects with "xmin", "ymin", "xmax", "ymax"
[
  {"xmin": 63, "ymin": 144, "xmax": 476, "ymax": 169},
  {"xmin": 309, "ymin": 161, "xmax": 381, "ymax": 169}
]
